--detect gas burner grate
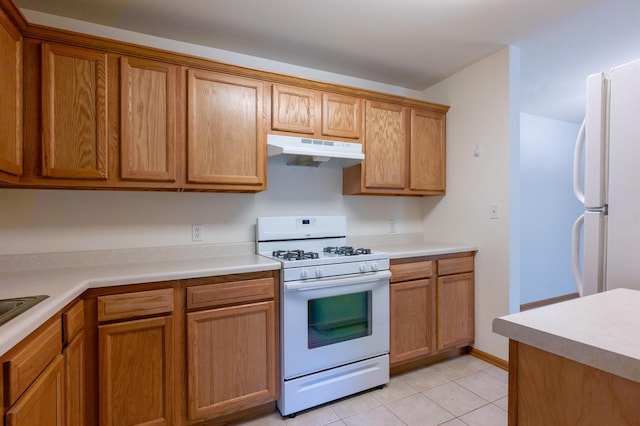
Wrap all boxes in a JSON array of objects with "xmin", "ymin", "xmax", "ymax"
[
  {"xmin": 323, "ymin": 246, "xmax": 372, "ymax": 256},
  {"xmin": 272, "ymin": 249, "xmax": 320, "ymax": 261}
]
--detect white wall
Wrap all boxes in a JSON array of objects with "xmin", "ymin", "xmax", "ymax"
[
  {"xmin": 520, "ymin": 113, "xmax": 582, "ymax": 304},
  {"xmin": 0, "ymin": 164, "xmax": 424, "ymax": 255},
  {"xmin": 421, "ymin": 47, "xmax": 520, "ymax": 360}
]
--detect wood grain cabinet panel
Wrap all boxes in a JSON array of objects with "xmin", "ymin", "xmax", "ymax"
[
  {"xmin": 322, "ymin": 93, "xmax": 362, "ymax": 139},
  {"xmin": 41, "ymin": 43, "xmax": 108, "ymax": 180},
  {"xmin": 363, "ymin": 100, "xmax": 407, "ymax": 189},
  {"xmin": 97, "ymin": 288, "xmax": 173, "ymax": 322},
  {"xmin": 390, "ymin": 260, "xmax": 433, "ymax": 283},
  {"xmin": 5, "ymin": 318, "xmax": 62, "ymax": 405},
  {"xmin": 390, "ymin": 278, "xmax": 435, "ymax": 365},
  {"xmin": 186, "ymin": 277, "xmax": 275, "ymax": 310},
  {"xmin": 389, "ymin": 253, "xmax": 475, "ymax": 369},
  {"xmin": 436, "ymin": 272, "xmax": 474, "ymax": 351},
  {"xmin": 511, "ymin": 342, "xmax": 640, "ymax": 425},
  {"xmin": 271, "ymin": 84, "xmax": 316, "ymax": 134},
  {"xmin": 64, "ymin": 331, "xmax": 84, "ymax": 426},
  {"xmin": 120, "ymin": 57, "xmax": 177, "ymax": 182},
  {"xmin": 99, "ymin": 316, "xmax": 173, "ymax": 426},
  {"xmin": 187, "ymin": 301, "xmax": 276, "ymax": 420},
  {"xmin": 410, "ymin": 108, "xmax": 445, "ymax": 192},
  {"xmin": 63, "ymin": 300, "xmax": 84, "ymax": 426},
  {"xmin": 5, "ymin": 354, "xmax": 65, "ymax": 426},
  {"xmin": 187, "ymin": 70, "xmax": 265, "ymax": 190},
  {"xmin": 343, "ymin": 102, "xmax": 447, "ymax": 196},
  {"xmin": 0, "ymin": 8, "xmax": 22, "ymax": 182}
]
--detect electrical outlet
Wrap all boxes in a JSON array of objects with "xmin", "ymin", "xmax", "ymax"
[
  {"xmin": 192, "ymin": 224, "xmax": 203, "ymax": 241},
  {"xmin": 489, "ymin": 203, "xmax": 500, "ymax": 219},
  {"xmin": 388, "ymin": 218, "xmax": 397, "ymax": 233}
]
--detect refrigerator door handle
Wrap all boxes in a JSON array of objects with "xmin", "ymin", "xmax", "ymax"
[
  {"xmin": 573, "ymin": 119, "xmax": 586, "ymax": 205},
  {"xmin": 572, "ymin": 214, "xmax": 585, "ymax": 296}
]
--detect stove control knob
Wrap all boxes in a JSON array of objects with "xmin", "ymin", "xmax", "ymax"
[
  {"xmin": 301, "ymin": 269, "xmax": 309, "ymax": 279},
  {"xmin": 315, "ymin": 268, "xmax": 323, "ymax": 277},
  {"xmin": 359, "ymin": 264, "xmax": 367, "ymax": 273},
  {"xmin": 370, "ymin": 262, "xmax": 378, "ymax": 272}
]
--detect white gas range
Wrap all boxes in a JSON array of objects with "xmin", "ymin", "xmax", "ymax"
[{"xmin": 256, "ymin": 215, "xmax": 390, "ymax": 417}]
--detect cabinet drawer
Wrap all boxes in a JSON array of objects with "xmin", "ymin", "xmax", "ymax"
[
  {"xmin": 437, "ymin": 256, "xmax": 474, "ymax": 276},
  {"xmin": 187, "ymin": 277, "xmax": 275, "ymax": 310},
  {"xmin": 390, "ymin": 261, "xmax": 433, "ymax": 283},
  {"xmin": 5, "ymin": 318, "xmax": 62, "ymax": 405},
  {"xmin": 97, "ymin": 288, "xmax": 173, "ymax": 322},
  {"xmin": 63, "ymin": 300, "xmax": 84, "ymax": 344}
]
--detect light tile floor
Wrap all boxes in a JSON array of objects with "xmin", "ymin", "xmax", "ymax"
[{"xmin": 236, "ymin": 355, "xmax": 508, "ymax": 426}]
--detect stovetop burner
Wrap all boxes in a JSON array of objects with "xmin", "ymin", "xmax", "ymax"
[
  {"xmin": 272, "ymin": 250, "xmax": 320, "ymax": 261},
  {"xmin": 324, "ymin": 246, "xmax": 372, "ymax": 256}
]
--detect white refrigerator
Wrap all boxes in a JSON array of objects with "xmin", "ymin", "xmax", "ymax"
[{"xmin": 572, "ymin": 58, "xmax": 640, "ymax": 296}]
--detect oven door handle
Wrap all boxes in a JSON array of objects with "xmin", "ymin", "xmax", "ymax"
[{"xmin": 284, "ymin": 270, "xmax": 391, "ymax": 292}]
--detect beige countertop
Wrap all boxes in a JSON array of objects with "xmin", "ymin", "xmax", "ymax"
[
  {"xmin": 0, "ymin": 249, "xmax": 280, "ymax": 357},
  {"xmin": 493, "ymin": 288, "xmax": 640, "ymax": 383},
  {"xmin": 373, "ymin": 242, "xmax": 478, "ymax": 259},
  {"xmin": 0, "ymin": 237, "xmax": 476, "ymax": 357}
]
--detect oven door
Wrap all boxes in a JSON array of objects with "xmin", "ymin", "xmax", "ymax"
[{"xmin": 281, "ymin": 270, "xmax": 390, "ymax": 380}]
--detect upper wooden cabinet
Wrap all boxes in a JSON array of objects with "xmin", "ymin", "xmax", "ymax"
[
  {"xmin": 364, "ymin": 100, "xmax": 407, "ymax": 189},
  {"xmin": 343, "ymin": 101, "xmax": 446, "ymax": 196},
  {"xmin": 410, "ymin": 108, "xmax": 446, "ymax": 192},
  {"xmin": 271, "ymin": 83, "xmax": 363, "ymax": 141},
  {"xmin": 186, "ymin": 70, "xmax": 266, "ymax": 191},
  {"xmin": 271, "ymin": 84, "xmax": 316, "ymax": 134},
  {"xmin": 41, "ymin": 43, "xmax": 108, "ymax": 180},
  {"xmin": 322, "ymin": 92, "xmax": 362, "ymax": 140},
  {"xmin": 0, "ymin": 8, "xmax": 22, "ymax": 183},
  {"xmin": 119, "ymin": 56, "xmax": 177, "ymax": 183},
  {"xmin": 0, "ymin": 8, "xmax": 448, "ymax": 194}
]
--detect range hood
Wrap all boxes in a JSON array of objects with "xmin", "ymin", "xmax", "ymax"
[{"xmin": 267, "ymin": 134, "xmax": 364, "ymax": 168}]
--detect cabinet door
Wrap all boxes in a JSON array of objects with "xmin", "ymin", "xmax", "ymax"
[
  {"xmin": 187, "ymin": 70, "xmax": 265, "ymax": 188},
  {"xmin": 99, "ymin": 316, "xmax": 173, "ymax": 426},
  {"xmin": 64, "ymin": 332, "xmax": 84, "ymax": 426},
  {"xmin": 436, "ymin": 273, "xmax": 474, "ymax": 351},
  {"xmin": 322, "ymin": 93, "xmax": 362, "ymax": 140},
  {"xmin": 0, "ymin": 9, "xmax": 22, "ymax": 181},
  {"xmin": 271, "ymin": 84, "xmax": 316, "ymax": 134},
  {"xmin": 364, "ymin": 100, "xmax": 407, "ymax": 189},
  {"xmin": 5, "ymin": 354, "xmax": 65, "ymax": 426},
  {"xmin": 410, "ymin": 108, "xmax": 445, "ymax": 192},
  {"xmin": 120, "ymin": 57, "xmax": 177, "ymax": 182},
  {"xmin": 187, "ymin": 301, "xmax": 276, "ymax": 421},
  {"xmin": 390, "ymin": 279, "xmax": 435, "ymax": 365},
  {"xmin": 41, "ymin": 43, "xmax": 108, "ymax": 180}
]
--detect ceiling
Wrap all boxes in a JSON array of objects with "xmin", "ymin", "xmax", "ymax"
[{"xmin": 14, "ymin": 0, "xmax": 640, "ymax": 123}]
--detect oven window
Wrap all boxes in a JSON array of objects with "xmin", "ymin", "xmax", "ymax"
[{"xmin": 307, "ymin": 291, "xmax": 372, "ymax": 349}]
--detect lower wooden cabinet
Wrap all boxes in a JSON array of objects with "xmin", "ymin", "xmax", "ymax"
[
  {"xmin": 99, "ymin": 316, "xmax": 174, "ymax": 426},
  {"xmin": 389, "ymin": 252, "xmax": 476, "ymax": 369},
  {"xmin": 5, "ymin": 354, "xmax": 65, "ymax": 426},
  {"xmin": 63, "ymin": 300, "xmax": 85, "ymax": 426},
  {"xmin": 185, "ymin": 275, "xmax": 278, "ymax": 421},
  {"xmin": 389, "ymin": 260, "xmax": 435, "ymax": 367},
  {"xmin": 436, "ymin": 272, "xmax": 474, "ymax": 351},
  {"xmin": 64, "ymin": 331, "xmax": 84, "ymax": 426},
  {"xmin": 2, "ymin": 272, "xmax": 279, "ymax": 426},
  {"xmin": 97, "ymin": 288, "xmax": 174, "ymax": 426},
  {"xmin": 187, "ymin": 301, "xmax": 277, "ymax": 420},
  {"xmin": 436, "ymin": 256, "xmax": 475, "ymax": 351}
]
